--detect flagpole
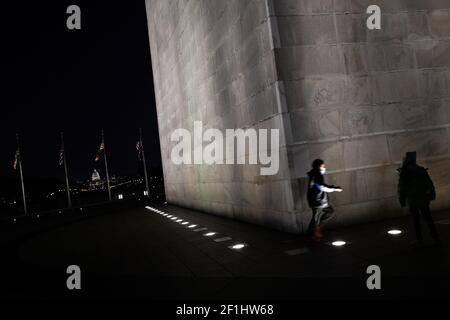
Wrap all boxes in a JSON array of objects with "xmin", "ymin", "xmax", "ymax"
[
  {"xmin": 140, "ymin": 128, "xmax": 150, "ymax": 198},
  {"xmin": 102, "ymin": 130, "xmax": 112, "ymax": 201},
  {"xmin": 16, "ymin": 134, "xmax": 28, "ymax": 215},
  {"xmin": 61, "ymin": 132, "xmax": 72, "ymax": 209}
]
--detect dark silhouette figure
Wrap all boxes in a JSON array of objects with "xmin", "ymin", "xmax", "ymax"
[
  {"xmin": 307, "ymin": 159, "xmax": 342, "ymax": 241},
  {"xmin": 398, "ymin": 152, "xmax": 440, "ymax": 246}
]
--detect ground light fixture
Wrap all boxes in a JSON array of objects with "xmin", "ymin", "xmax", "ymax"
[
  {"xmin": 229, "ymin": 243, "xmax": 247, "ymax": 250},
  {"xmin": 176, "ymin": 219, "xmax": 183, "ymax": 222},
  {"xmin": 188, "ymin": 224, "xmax": 197, "ymax": 228},
  {"xmin": 171, "ymin": 217, "xmax": 177, "ymax": 220},
  {"xmin": 388, "ymin": 229, "xmax": 402, "ymax": 235},
  {"xmin": 331, "ymin": 241, "xmax": 346, "ymax": 247},
  {"xmin": 204, "ymin": 232, "xmax": 217, "ymax": 237},
  {"xmin": 182, "ymin": 222, "xmax": 189, "ymax": 225}
]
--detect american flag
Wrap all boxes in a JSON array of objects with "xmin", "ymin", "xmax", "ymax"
[
  {"xmin": 59, "ymin": 145, "xmax": 64, "ymax": 166},
  {"xmin": 95, "ymin": 141, "xmax": 105, "ymax": 162},
  {"xmin": 13, "ymin": 149, "xmax": 19, "ymax": 170},
  {"xmin": 136, "ymin": 141, "xmax": 142, "ymax": 160}
]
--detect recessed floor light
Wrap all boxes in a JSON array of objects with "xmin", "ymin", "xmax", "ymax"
[
  {"xmin": 214, "ymin": 237, "xmax": 232, "ymax": 242},
  {"xmin": 332, "ymin": 241, "xmax": 346, "ymax": 247},
  {"xmin": 188, "ymin": 224, "xmax": 197, "ymax": 228},
  {"xmin": 230, "ymin": 243, "xmax": 246, "ymax": 250},
  {"xmin": 171, "ymin": 217, "xmax": 177, "ymax": 220},
  {"xmin": 388, "ymin": 229, "xmax": 402, "ymax": 235},
  {"xmin": 176, "ymin": 219, "xmax": 183, "ymax": 222},
  {"xmin": 182, "ymin": 222, "xmax": 189, "ymax": 225},
  {"xmin": 204, "ymin": 232, "xmax": 217, "ymax": 237}
]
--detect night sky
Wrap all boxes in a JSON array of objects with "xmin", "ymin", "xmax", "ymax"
[{"xmin": 0, "ymin": 1, "xmax": 161, "ymax": 182}]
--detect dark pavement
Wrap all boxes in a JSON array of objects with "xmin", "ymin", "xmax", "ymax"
[{"xmin": 1, "ymin": 202, "xmax": 450, "ymax": 300}]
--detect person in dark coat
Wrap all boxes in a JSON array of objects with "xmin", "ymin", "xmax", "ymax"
[
  {"xmin": 398, "ymin": 152, "xmax": 440, "ymax": 246},
  {"xmin": 307, "ymin": 159, "xmax": 342, "ymax": 241}
]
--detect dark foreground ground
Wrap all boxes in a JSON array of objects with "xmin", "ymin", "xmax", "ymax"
[{"xmin": 0, "ymin": 200, "xmax": 449, "ymax": 301}]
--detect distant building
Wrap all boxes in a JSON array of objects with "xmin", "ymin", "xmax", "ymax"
[
  {"xmin": 92, "ymin": 169, "xmax": 101, "ymax": 181},
  {"xmin": 90, "ymin": 169, "xmax": 103, "ymax": 190}
]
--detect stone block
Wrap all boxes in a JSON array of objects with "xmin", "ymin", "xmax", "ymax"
[
  {"xmin": 388, "ymin": 129, "xmax": 449, "ymax": 163},
  {"xmin": 343, "ymin": 136, "xmax": 390, "ymax": 169},
  {"xmin": 367, "ymin": 44, "xmax": 387, "ymax": 71},
  {"xmin": 350, "ymin": 0, "xmax": 408, "ymax": 13},
  {"xmin": 325, "ymin": 170, "xmax": 368, "ymax": 206},
  {"xmin": 335, "ymin": 13, "xmax": 368, "ymax": 43},
  {"xmin": 342, "ymin": 106, "xmax": 384, "ymax": 136},
  {"xmin": 273, "ymin": 0, "xmax": 334, "ymax": 15},
  {"xmin": 345, "ymin": 75, "xmax": 372, "ymax": 105},
  {"xmin": 291, "ymin": 141, "xmax": 345, "ymax": 178},
  {"xmin": 408, "ymin": 0, "xmax": 450, "ymax": 11},
  {"xmin": 342, "ymin": 44, "xmax": 369, "ymax": 74},
  {"xmin": 370, "ymin": 13, "xmax": 409, "ymax": 43},
  {"xmin": 384, "ymin": 44, "xmax": 415, "ymax": 70},
  {"xmin": 275, "ymin": 45, "xmax": 345, "ymax": 79},
  {"xmin": 372, "ymin": 71, "xmax": 419, "ymax": 103},
  {"xmin": 407, "ymin": 12, "xmax": 431, "ymax": 40},
  {"xmin": 429, "ymin": 10, "xmax": 450, "ymax": 38},
  {"xmin": 432, "ymin": 40, "xmax": 450, "ymax": 67},
  {"xmin": 364, "ymin": 165, "xmax": 399, "ymax": 201},
  {"xmin": 290, "ymin": 108, "xmax": 341, "ymax": 141},
  {"xmin": 284, "ymin": 76, "xmax": 347, "ymax": 110},
  {"xmin": 382, "ymin": 101, "xmax": 428, "ymax": 131},
  {"xmin": 418, "ymin": 69, "xmax": 450, "ymax": 99},
  {"xmin": 277, "ymin": 15, "xmax": 337, "ymax": 46},
  {"xmin": 332, "ymin": 197, "xmax": 400, "ymax": 229}
]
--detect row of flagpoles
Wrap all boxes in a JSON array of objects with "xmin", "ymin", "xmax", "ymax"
[{"xmin": 13, "ymin": 129, "xmax": 150, "ymax": 215}]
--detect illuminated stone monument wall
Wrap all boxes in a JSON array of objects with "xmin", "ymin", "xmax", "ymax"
[{"xmin": 145, "ymin": 0, "xmax": 450, "ymax": 233}]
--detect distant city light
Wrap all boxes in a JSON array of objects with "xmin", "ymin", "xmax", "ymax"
[
  {"xmin": 332, "ymin": 241, "xmax": 346, "ymax": 247},
  {"xmin": 388, "ymin": 229, "xmax": 402, "ymax": 235}
]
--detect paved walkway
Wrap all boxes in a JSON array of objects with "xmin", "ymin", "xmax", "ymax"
[{"xmin": 1, "ymin": 203, "xmax": 449, "ymax": 300}]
